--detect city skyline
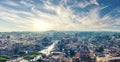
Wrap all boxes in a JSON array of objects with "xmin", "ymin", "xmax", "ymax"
[{"xmin": 0, "ymin": 0, "xmax": 120, "ymax": 32}]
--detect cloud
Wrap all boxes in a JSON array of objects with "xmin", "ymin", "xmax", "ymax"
[
  {"xmin": 91, "ymin": 0, "xmax": 99, "ymax": 5},
  {"xmin": 0, "ymin": 0, "xmax": 119, "ymax": 31},
  {"xmin": 20, "ymin": 0, "xmax": 34, "ymax": 7},
  {"xmin": 0, "ymin": 0, "xmax": 19, "ymax": 6}
]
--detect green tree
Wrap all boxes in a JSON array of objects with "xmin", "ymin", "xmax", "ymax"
[
  {"xmin": 31, "ymin": 50, "xmax": 40, "ymax": 55},
  {"xmin": 18, "ymin": 50, "xmax": 26, "ymax": 56},
  {"xmin": 0, "ymin": 55, "xmax": 10, "ymax": 62},
  {"xmin": 0, "ymin": 55, "xmax": 10, "ymax": 59},
  {"xmin": 24, "ymin": 55, "xmax": 35, "ymax": 60},
  {"xmin": 0, "ymin": 58, "xmax": 8, "ymax": 62},
  {"xmin": 13, "ymin": 54, "xmax": 20, "ymax": 58}
]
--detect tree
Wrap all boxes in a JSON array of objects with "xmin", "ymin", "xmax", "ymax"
[
  {"xmin": 0, "ymin": 55, "xmax": 10, "ymax": 59},
  {"xmin": 17, "ymin": 50, "xmax": 26, "ymax": 56},
  {"xmin": 37, "ymin": 58, "xmax": 43, "ymax": 62},
  {"xmin": 0, "ymin": 55, "xmax": 10, "ymax": 62},
  {"xmin": 6, "ymin": 36, "xmax": 10, "ymax": 39},
  {"xmin": 24, "ymin": 55, "xmax": 35, "ymax": 60},
  {"xmin": 0, "ymin": 58, "xmax": 8, "ymax": 62},
  {"xmin": 43, "ymin": 37, "xmax": 50, "ymax": 42},
  {"xmin": 69, "ymin": 49, "xmax": 76, "ymax": 57},
  {"xmin": 95, "ymin": 47, "xmax": 104, "ymax": 52},
  {"xmin": 13, "ymin": 54, "xmax": 20, "ymax": 58},
  {"xmin": 31, "ymin": 50, "xmax": 40, "ymax": 55}
]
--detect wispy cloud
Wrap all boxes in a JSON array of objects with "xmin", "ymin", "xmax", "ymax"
[
  {"xmin": 0, "ymin": 0, "xmax": 19, "ymax": 6},
  {"xmin": 0, "ymin": 0, "xmax": 120, "ymax": 32}
]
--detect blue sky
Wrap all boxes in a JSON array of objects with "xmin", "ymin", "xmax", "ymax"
[{"xmin": 0, "ymin": 0, "xmax": 120, "ymax": 32}]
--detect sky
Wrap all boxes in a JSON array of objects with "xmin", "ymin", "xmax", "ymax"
[{"xmin": 0, "ymin": 0, "xmax": 120, "ymax": 32}]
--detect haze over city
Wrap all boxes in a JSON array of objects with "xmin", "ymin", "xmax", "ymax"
[{"xmin": 0, "ymin": 0, "xmax": 120, "ymax": 32}]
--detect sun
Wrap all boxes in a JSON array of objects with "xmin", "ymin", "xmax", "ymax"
[{"xmin": 33, "ymin": 21, "xmax": 51, "ymax": 31}]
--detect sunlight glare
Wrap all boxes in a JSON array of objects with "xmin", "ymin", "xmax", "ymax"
[{"xmin": 33, "ymin": 21, "xmax": 51, "ymax": 31}]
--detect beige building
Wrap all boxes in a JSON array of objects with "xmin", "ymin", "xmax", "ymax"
[{"xmin": 96, "ymin": 56, "xmax": 120, "ymax": 62}]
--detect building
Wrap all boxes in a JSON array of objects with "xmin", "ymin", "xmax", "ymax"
[
  {"xmin": 96, "ymin": 56, "xmax": 120, "ymax": 62},
  {"xmin": 79, "ymin": 45, "xmax": 91, "ymax": 62}
]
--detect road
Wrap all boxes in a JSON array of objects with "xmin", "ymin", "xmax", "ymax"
[{"xmin": 7, "ymin": 40, "xmax": 59, "ymax": 62}]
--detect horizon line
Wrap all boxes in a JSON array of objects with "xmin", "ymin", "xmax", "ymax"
[{"xmin": 0, "ymin": 30, "xmax": 120, "ymax": 33}]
